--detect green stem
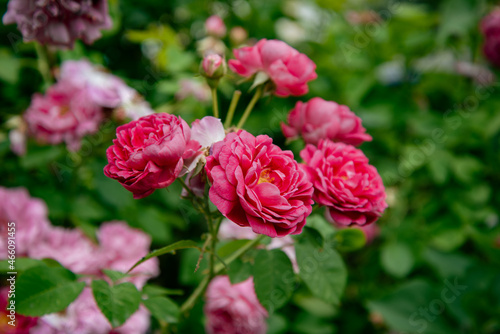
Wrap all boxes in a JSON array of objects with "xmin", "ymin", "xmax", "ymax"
[
  {"xmin": 224, "ymin": 90, "xmax": 242, "ymax": 128},
  {"xmin": 179, "ymin": 234, "xmax": 265, "ymax": 314},
  {"xmin": 34, "ymin": 43, "xmax": 53, "ymax": 87},
  {"xmin": 236, "ymin": 86, "xmax": 263, "ymax": 129},
  {"xmin": 211, "ymin": 87, "xmax": 219, "ymax": 118}
]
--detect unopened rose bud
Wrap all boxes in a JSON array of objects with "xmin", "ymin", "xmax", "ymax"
[
  {"xmin": 205, "ymin": 15, "xmax": 226, "ymax": 38},
  {"xmin": 200, "ymin": 54, "xmax": 226, "ymax": 81},
  {"xmin": 229, "ymin": 26, "xmax": 248, "ymax": 45}
]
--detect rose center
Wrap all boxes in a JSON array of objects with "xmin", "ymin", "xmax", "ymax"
[
  {"xmin": 258, "ymin": 169, "xmax": 275, "ymax": 184},
  {"xmin": 59, "ymin": 105, "xmax": 70, "ymax": 115}
]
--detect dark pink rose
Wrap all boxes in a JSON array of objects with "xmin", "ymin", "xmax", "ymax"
[
  {"xmin": 481, "ymin": 8, "xmax": 500, "ymax": 67},
  {"xmin": 1, "ymin": 287, "xmax": 38, "ymax": 333},
  {"xmin": 228, "ymin": 39, "xmax": 317, "ymax": 97},
  {"xmin": 281, "ymin": 97, "xmax": 372, "ymax": 146},
  {"xmin": 206, "ymin": 130, "xmax": 313, "ymax": 237},
  {"xmin": 300, "ymin": 139, "xmax": 387, "ymax": 226},
  {"xmin": 2, "ymin": 0, "xmax": 112, "ymax": 48},
  {"xmin": 205, "ymin": 276, "xmax": 268, "ymax": 334},
  {"xmin": 205, "ymin": 15, "xmax": 226, "ymax": 38},
  {"xmin": 0, "ymin": 187, "xmax": 50, "ymax": 258},
  {"xmin": 104, "ymin": 113, "xmax": 201, "ymax": 199},
  {"xmin": 24, "ymin": 82, "xmax": 103, "ymax": 151}
]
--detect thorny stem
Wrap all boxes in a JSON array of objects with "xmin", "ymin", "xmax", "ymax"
[
  {"xmin": 224, "ymin": 90, "xmax": 242, "ymax": 128},
  {"xmin": 236, "ymin": 86, "xmax": 263, "ymax": 129}
]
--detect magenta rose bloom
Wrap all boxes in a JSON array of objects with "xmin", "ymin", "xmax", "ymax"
[
  {"xmin": 282, "ymin": 97, "xmax": 372, "ymax": 146},
  {"xmin": 2, "ymin": 0, "xmax": 112, "ymax": 48},
  {"xmin": 0, "ymin": 187, "xmax": 50, "ymax": 258},
  {"xmin": 24, "ymin": 82, "xmax": 103, "ymax": 151},
  {"xmin": 206, "ymin": 130, "xmax": 313, "ymax": 237},
  {"xmin": 481, "ymin": 8, "xmax": 500, "ymax": 67},
  {"xmin": 205, "ymin": 276, "xmax": 268, "ymax": 334},
  {"xmin": 228, "ymin": 39, "xmax": 317, "ymax": 97},
  {"xmin": 301, "ymin": 139, "xmax": 387, "ymax": 226},
  {"xmin": 104, "ymin": 113, "xmax": 201, "ymax": 199}
]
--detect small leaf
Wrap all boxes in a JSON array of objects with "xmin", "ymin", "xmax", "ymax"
[
  {"xmin": 380, "ymin": 242, "xmax": 415, "ymax": 278},
  {"xmin": 333, "ymin": 228, "xmax": 366, "ymax": 252},
  {"xmin": 128, "ymin": 240, "xmax": 201, "ymax": 272},
  {"xmin": 15, "ymin": 266, "xmax": 85, "ymax": 316},
  {"xmin": 142, "ymin": 284, "xmax": 184, "ymax": 297},
  {"xmin": 227, "ymin": 258, "xmax": 253, "ymax": 284},
  {"xmin": 296, "ymin": 236, "xmax": 347, "ymax": 306},
  {"xmin": 103, "ymin": 269, "xmax": 129, "ymax": 282},
  {"xmin": 143, "ymin": 296, "xmax": 180, "ymax": 324},
  {"xmin": 253, "ymin": 249, "xmax": 295, "ymax": 313},
  {"xmin": 92, "ymin": 280, "xmax": 141, "ymax": 328}
]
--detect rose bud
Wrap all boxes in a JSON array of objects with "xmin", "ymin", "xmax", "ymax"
[
  {"xmin": 201, "ymin": 53, "xmax": 226, "ymax": 80},
  {"xmin": 205, "ymin": 15, "xmax": 226, "ymax": 38}
]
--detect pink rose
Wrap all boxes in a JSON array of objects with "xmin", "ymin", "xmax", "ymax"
[
  {"xmin": 228, "ymin": 39, "xmax": 317, "ymax": 97},
  {"xmin": 29, "ymin": 226, "xmax": 101, "ymax": 275},
  {"xmin": 175, "ymin": 79, "xmax": 211, "ymax": 102},
  {"xmin": 2, "ymin": 0, "xmax": 111, "ymax": 48},
  {"xmin": 104, "ymin": 113, "xmax": 201, "ymax": 199},
  {"xmin": 205, "ymin": 15, "xmax": 226, "ymax": 38},
  {"xmin": 32, "ymin": 288, "xmax": 150, "ymax": 334},
  {"xmin": 481, "ymin": 8, "xmax": 500, "ymax": 67},
  {"xmin": 205, "ymin": 276, "xmax": 268, "ymax": 334},
  {"xmin": 97, "ymin": 221, "xmax": 159, "ymax": 289},
  {"xmin": 0, "ymin": 187, "xmax": 50, "ymax": 258},
  {"xmin": 300, "ymin": 139, "xmax": 387, "ymax": 226},
  {"xmin": 206, "ymin": 130, "xmax": 313, "ymax": 237},
  {"xmin": 24, "ymin": 82, "xmax": 103, "ymax": 151},
  {"xmin": 281, "ymin": 97, "xmax": 372, "ymax": 146}
]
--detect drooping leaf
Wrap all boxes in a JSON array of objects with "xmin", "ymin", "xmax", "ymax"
[{"xmin": 143, "ymin": 296, "xmax": 180, "ymax": 324}]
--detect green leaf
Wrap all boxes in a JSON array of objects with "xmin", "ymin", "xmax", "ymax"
[
  {"xmin": 91, "ymin": 280, "xmax": 141, "ymax": 328},
  {"xmin": 103, "ymin": 269, "xmax": 129, "ymax": 282},
  {"xmin": 0, "ymin": 258, "xmax": 46, "ymax": 274},
  {"xmin": 217, "ymin": 239, "xmax": 251, "ymax": 259},
  {"xmin": 227, "ymin": 258, "xmax": 253, "ymax": 284},
  {"xmin": 143, "ymin": 296, "xmax": 180, "ymax": 324},
  {"xmin": 252, "ymin": 249, "xmax": 295, "ymax": 312},
  {"xmin": 142, "ymin": 284, "xmax": 184, "ymax": 297},
  {"xmin": 20, "ymin": 146, "xmax": 64, "ymax": 169},
  {"xmin": 296, "ymin": 236, "xmax": 347, "ymax": 306},
  {"xmin": 380, "ymin": 242, "xmax": 415, "ymax": 278},
  {"xmin": 15, "ymin": 266, "xmax": 85, "ymax": 316},
  {"xmin": 333, "ymin": 228, "xmax": 367, "ymax": 252},
  {"xmin": 128, "ymin": 240, "xmax": 201, "ymax": 272}
]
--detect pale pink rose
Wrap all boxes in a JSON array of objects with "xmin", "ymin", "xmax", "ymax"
[
  {"xmin": 197, "ymin": 36, "xmax": 226, "ymax": 57},
  {"xmin": 0, "ymin": 187, "xmax": 50, "ymax": 258},
  {"xmin": 205, "ymin": 15, "xmax": 226, "ymax": 38},
  {"xmin": 97, "ymin": 221, "xmax": 159, "ymax": 289},
  {"xmin": 2, "ymin": 0, "xmax": 112, "ymax": 48},
  {"xmin": 201, "ymin": 54, "xmax": 226, "ymax": 79},
  {"xmin": 228, "ymin": 39, "xmax": 317, "ymax": 97},
  {"xmin": 32, "ymin": 288, "xmax": 150, "ymax": 334},
  {"xmin": 1, "ymin": 287, "xmax": 39, "ymax": 333},
  {"xmin": 206, "ymin": 130, "xmax": 313, "ymax": 237},
  {"xmin": 218, "ymin": 219, "xmax": 299, "ymax": 272},
  {"xmin": 176, "ymin": 79, "xmax": 211, "ymax": 102},
  {"xmin": 205, "ymin": 276, "xmax": 268, "ymax": 334},
  {"xmin": 24, "ymin": 82, "xmax": 103, "ymax": 151},
  {"xmin": 104, "ymin": 113, "xmax": 201, "ymax": 199},
  {"xmin": 229, "ymin": 27, "xmax": 248, "ymax": 46},
  {"xmin": 9, "ymin": 128, "xmax": 26, "ymax": 156},
  {"xmin": 29, "ymin": 226, "xmax": 101, "ymax": 275},
  {"xmin": 481, "ymin": 8, "xmax": 500, "ymax": 67},
  {"xmin": 59, "ymin": 60, "xmax": 154, "ymax": 120},
  {"xmin": 282, "ymin": 97, "xmax": 372, "ymax": 146},
  {"xmin": 301, "ymin": 139, "xmax": 387, "ymax": 226}
]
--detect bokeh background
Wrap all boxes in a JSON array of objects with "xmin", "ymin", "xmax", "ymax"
[{"xmin": 1, "ymin": 0, "xmax": 499, "ymax": 333}]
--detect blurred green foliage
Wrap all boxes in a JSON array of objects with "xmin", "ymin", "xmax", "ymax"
[{"xmin": 1, "ymin": 0, "xmax": 500, "ymax": 333}]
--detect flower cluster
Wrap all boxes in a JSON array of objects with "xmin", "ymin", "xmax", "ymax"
[
  {"xmin": 0, "ymin": 186, "xmax": 159, "ymax": 334},
  {"xmin": 23, "ymin": 60, "xmax": 153, "ymax": 152},
  {"xmin": 2, "ymin": 0, "xmax": 112, "ymax": 48},
  {"xmin": 481, "ymin": 8, "xmax": 500, "ymax": 67}
]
